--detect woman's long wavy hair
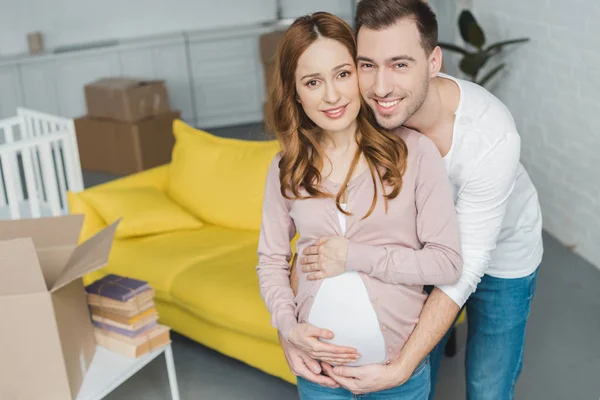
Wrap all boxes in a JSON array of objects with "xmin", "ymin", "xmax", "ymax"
[{"xmin": 265, "ymin": 12, "xmax": 408, "ymax": 219}]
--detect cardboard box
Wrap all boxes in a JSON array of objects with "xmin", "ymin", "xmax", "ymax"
[
  {"xmin": 259, "ymin": 29, "xmax": 286, "ymax": 110},
  {"xmin": 0, "ymin": 215, "xmax": 119, "ymax": 400},
  {"xmin": 74, "ymin": 111, "xmax": 180, "ymax": 176},
  {"xmin": 84, "ymin": 78, "xmax": 171, "ymax": 123}
]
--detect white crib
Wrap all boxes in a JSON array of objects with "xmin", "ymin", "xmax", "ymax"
[{"xmin": 0, "ymin": 108, "xmax": 84, "ymax": 220}]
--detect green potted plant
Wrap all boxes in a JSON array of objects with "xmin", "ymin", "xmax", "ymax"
[{"xmin": 440, "ymin": 10, "xmax": 530, "ymax": 87}]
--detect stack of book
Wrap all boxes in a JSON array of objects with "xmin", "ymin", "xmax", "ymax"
[{"xmin": 85, "ymin": 274, "xmax": 171, "ymax": 358}]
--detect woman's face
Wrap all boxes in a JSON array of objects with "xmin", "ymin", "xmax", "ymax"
[{"xmin": 295, "ymin": 38, "xmax": 361, "ymax": 134}]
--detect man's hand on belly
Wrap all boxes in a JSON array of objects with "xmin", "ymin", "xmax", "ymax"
[{"xmin": 300, "ymin": 236, "xmax": 349, "ymax": 280}]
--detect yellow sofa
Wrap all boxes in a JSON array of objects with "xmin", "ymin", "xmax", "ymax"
[
  {"xmin": 69, "ymin": 120, "xmax": 298, "ymax": 383},
  {"xmin": 69, "ymin": 119, "xmax": 465, "ymax": 385}
]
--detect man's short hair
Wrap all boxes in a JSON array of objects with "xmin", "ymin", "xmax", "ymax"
[{"xmin": 355, "ymin": 0, "xmax": 439, "ymax": 55}]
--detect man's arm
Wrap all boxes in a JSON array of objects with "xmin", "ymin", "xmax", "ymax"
[
  {"xmin": 437, "ymin": 132, "xmax": 521, "ymax": 307},
  {"xmin": 325, "ymin": 287, "xmax": 459, "ymax": 395},
  {"xmin": 392, "ymin": 132, "xmax": 522, "ymax": 372},
  {"xmin": 389, "ymin": 288, "xmax": 459, "ymax": 376}
]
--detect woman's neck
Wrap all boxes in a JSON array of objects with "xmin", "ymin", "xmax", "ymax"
[{"xmin": 322, "ymin": 121, "xmax": 358, "ymax": 154}]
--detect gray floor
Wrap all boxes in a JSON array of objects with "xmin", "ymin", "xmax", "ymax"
[{"xmin": 85, "ymin": 123, "xmax": 600, "ymax": 400}]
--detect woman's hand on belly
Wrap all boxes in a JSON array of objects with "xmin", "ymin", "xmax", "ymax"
[
  {"xmin": 287, "ymin": 323, "xmax": 361, "ymax": 365},
  {"xmin": 300, "ymin": 236, "xmax": 349, "ymax": 280}
]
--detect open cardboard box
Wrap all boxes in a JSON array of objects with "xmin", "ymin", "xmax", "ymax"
[{"xmin": 0, "ymin": 215, "xmax": 119, "ymax": 400}]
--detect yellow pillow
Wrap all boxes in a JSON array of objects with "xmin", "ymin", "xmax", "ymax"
[
  {"xmin": 67, "ymin": 191, "xmax": 107, "ymax": 243},
  {"xmin": 81, "ymin": 186, "xmax": 204, "ymax": 239},
  {"xmin": 167, "ymin": 119, "xmax": 280, "ymax": 231}
]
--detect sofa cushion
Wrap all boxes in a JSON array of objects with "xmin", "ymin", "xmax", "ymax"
[
  {"xmin": 167, "ymin": 119, "xmax": 280, "ymax": 231},
  {"xmin": 170, "ymin": 245, "xmax": 276, "ymax": 343},
  {"xmin": 81, "ymin": 186, "xmax": 204, "ymax": 239},
  {"xmin": 67, "ymin": 191, "xmax": 107, "ymax": 243},
  {"xmin": 93, "ymin": 226, "xmax": 259, "ymax": 301}
]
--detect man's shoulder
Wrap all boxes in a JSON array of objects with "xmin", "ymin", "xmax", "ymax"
[
  {"xmin": 446, "ymin": 76, "xmax": 519, "ymax": 152},
  {"xmin": 452, "ymin": 76, "xmax": 515, "ymax": 127}
]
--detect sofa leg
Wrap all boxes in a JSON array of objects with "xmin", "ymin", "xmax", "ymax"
[{"xmin": 444, "ymin": 328, "xmax": 457, "ymax": 357}]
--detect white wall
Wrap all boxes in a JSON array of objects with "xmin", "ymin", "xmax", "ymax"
[
  {"xmin": 280, "ymin": 0, "xmax": 352, "ymax": 20},
  {"xmin": 0, "ymin": 0, "xmax": 276, "ymax": 56},
  {"xmin": 468, "ymin": 0, "xmax": 600, "ymax": 268}
]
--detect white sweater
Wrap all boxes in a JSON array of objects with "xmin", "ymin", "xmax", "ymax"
[{"xmin": 436, "ymin": 73, "xmax": 543, "ymax": 307}]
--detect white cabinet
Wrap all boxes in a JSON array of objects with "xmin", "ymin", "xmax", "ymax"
[
  {"xmin": 20, "ymin": 62, "xmax": 59, "ymax": 115},
  {"xmin": 118, "ymin": 39, "xmax": 195, "ymax": 124},
  {"xmin": 0, "ymin": 65, "xmax": 23, "ymax": 119},
  {"xmin": 188, "ymin": 31, "xmax": 265, "ymax": 128},
  {"xmin": 55, "ymin": 52, "xmax": 121, "ymax": 118},
  {"xmin": 0, "ymin": 24, "xmax": 271, "ymax": 128}
]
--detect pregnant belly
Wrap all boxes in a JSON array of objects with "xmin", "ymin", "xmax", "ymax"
[{"xmin": 307, "ymin": 272, "xmax": 386, "ymax": 366}]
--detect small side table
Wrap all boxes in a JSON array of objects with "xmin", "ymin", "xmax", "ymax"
[{"xmin": 76, "ymin": 343, "xmax": 180, "ymax": 400}]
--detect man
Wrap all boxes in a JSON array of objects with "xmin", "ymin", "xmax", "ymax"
[{"xmin": 280, "ymin": 0, "xmax": 543, "ymax": 398}]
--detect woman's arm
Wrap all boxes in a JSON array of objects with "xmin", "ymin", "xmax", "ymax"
[
  {"xmin": 344, "ymin": 136, "xmax": 462, "ymax": 285},
  {"xmin": 256, "ymin": 155, "xmax": 298, "ymax": 340}
]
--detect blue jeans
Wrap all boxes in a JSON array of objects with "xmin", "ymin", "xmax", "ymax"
[
  {"xmin": 297, "ymin": 356, "xmax": 430, "ymax": 399},
  {"xmin": 428, "ymin": 269, "xmax": 539, "ymax": 400}
]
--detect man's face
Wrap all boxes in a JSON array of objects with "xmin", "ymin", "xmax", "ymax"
[{"xmin": 357, "ymin": 19, "xmax": 432, "ymax": 130}]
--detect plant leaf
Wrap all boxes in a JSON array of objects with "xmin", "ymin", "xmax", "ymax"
[
  {"xmin": 459, "ymin": 51, "xmax": 492, "ymax": 77},
  {"xmin": 458, "ymin": 10, "xmax": 486, "ymax": 49},
  {"xmin": 477, "ymin": 64, "xmax": 505, "ymax": 87},
  {"xmin": 485, "ymin": 38, "xmax": 530, "ymax": 56},
  {"xmin": 439, "ymin": 42, "xmax": 469, "ymax": 56}
]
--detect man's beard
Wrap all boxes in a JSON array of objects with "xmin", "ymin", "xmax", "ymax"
[{"xmin": 369, "ymin": 79, "xmax": 429, "ymax": 131}]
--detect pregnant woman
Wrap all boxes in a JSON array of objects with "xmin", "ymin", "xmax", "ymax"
[{"xmin": 256, "ymin": 12, "xmax": 462, "ymax": 399}]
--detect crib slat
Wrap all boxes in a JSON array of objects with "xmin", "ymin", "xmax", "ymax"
[
  {"xmin": 42, "ymin": 120, "xmax": 68, "ymax": 211},
  {"xmin": 53, "ymin": 140, "xmax": 68, "ymax": 213},
  {"xmin": 31, "ymin": 116, "xmax": 40, "ymax": 138},
  {"xmin": 3, "ymin": 120, "xmax": 24, "ymax": 204},
  {"xmin": 38, "ymin": 141, "xmax": 61, "ymax": 217},
  {"xmin": 20, "ymin": 144, "xmax": 41, "ymax": 218},
  {"xmin": 0, "ymin": 157, "xmax": 6, "ymax": 207},
  {"xmin": 24, "ymin": 115, "xmax": 34, "ymax": 139},
  {"xmin": 1, "ymin": 121, "xmax": 17, "ymax": 143},
  {"xmin": 66, "ymin": 119, "xmax": 84, "ymax": 192},
  {"xmin": 0, "ymin": 124, "xmax": 7, "ymax": 207},
  {"xmin": 0, "ymin": 153, "xmax": 21, "ymax": 219},
  {"xmin": 22, "ymin": 115, "xmax": 45, "ymax": 204}
]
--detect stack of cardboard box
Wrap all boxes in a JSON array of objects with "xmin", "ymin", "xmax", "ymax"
[
  {"xmin": 75, "ymin": 78, "xmax": 180, "ymax": 176},
  {"xmin": 85, "ymin": 274, "xmax": 171, "ymax": 358}
]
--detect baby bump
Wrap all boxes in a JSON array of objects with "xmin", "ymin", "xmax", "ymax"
[{"xmin": 307, "ymin": 272, "xmax": 386, "ymax": 366}]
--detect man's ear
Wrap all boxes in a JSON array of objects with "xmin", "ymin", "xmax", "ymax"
[{"xmin": 429, "ymin": 45, "xmax": 443, "ymax": 77}]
